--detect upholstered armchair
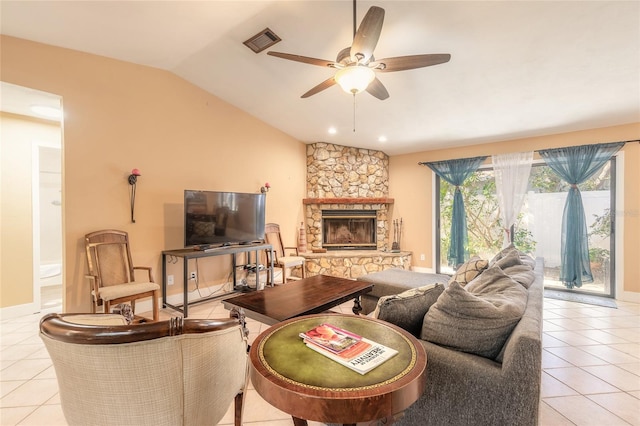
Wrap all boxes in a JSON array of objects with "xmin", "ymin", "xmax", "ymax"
[{"xmin": 40, "ymin": 309, "xmax": 249, "ymax": 426}]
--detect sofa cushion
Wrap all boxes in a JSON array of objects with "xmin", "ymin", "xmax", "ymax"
[
  {"xmin": 421, "ymin": 266, "xmax": 528, "ymax": 359},
  {"xmin": 448, "ymin": 257, "xmax": 488, "ymax": 286},
  {"xmin": 373, "ymin": 283, "xmax": 445, "ymax": 337},
  {"xmin": 357, "ymin": 269, "xmax": 450, "ymax": 299}
]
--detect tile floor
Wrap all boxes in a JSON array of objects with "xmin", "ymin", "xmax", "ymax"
[{"xmin": 1, "ymin": 296, "xmax": 639, "ymax": 425}]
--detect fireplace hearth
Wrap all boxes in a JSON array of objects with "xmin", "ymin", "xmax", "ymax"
[{"xmin": 322, "ymin": 210, "xmax": 377, "ymax": 250}]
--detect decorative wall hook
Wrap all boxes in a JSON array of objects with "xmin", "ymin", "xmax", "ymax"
[
  {"xmin": 260, "ymin": 182, "xmax": 271, "ymax": 193},
  {"xmin": 128, "ymin": 168, "xmax": 141, "ymax": 223}
]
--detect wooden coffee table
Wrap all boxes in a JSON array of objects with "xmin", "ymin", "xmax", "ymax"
[
  {"xmin": 222, "ymin": 275, "xmax": 373, "ymax": 325},
  {"xmin": 249, "ymin": 313, "xmax": 427, "ymax": 425}
]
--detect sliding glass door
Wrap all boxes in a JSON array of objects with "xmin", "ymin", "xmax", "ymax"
[{"xmin": 435, "ymin": 158, "xmax": 616, "ymax": 297}]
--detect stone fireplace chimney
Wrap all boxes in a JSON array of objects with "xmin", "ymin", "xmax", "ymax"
[
  {"xmin": 304, "ymin": 143, "xmax": 393, "ymax": 251},
  {"xmin": 300, "ymin": 143, "xmax": 411, "ymax": 278}
]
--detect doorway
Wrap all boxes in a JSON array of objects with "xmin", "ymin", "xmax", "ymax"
[
  {"xmin": 33, "ymin": 144, "xmax": 63, "ymax": 311},
  {"xmin": 0, "ymin": 82, "xmax": 63, "ymax": 316}
]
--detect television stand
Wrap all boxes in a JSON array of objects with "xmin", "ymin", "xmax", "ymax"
[{"xmin": 161, "ymin": 243, "xmax": 273, "ymax": 318}]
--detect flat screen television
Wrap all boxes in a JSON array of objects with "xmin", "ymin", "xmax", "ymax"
[{"xmin": 184, "ymin": 190, "xmax": 266, "ymax": 248}]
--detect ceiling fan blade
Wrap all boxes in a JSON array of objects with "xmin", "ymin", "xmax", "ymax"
[
  {"xmin": 350, "ymin": 6, "xmax": 385, "ymax": 63},
  {"xmin": 301, "ymin": 77, "xmax": 337, "ymax": 98},
  {"xmin": 267, "ymin": 51, "xmax": 335, "ymax": 68},
  {"xmin": 372, "ymin": 54, "xmax": 451, "ymax": 72},
  {"xmin": 366, "ymin": 77, "xmax": 389, "ymax": 100}
]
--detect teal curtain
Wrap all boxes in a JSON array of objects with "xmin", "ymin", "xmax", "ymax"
[
  {"xmin": 539, "ymin": 142, "xmax": 623, "ymax": 288},
  {"xmin": 425, "ymin": 156, "xmax": 487, "ymax": 267}
]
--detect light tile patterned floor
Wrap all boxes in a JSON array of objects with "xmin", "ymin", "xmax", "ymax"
[{"xmin": 1, "ymin": 296, "xmax": 639, "ymax": 425}]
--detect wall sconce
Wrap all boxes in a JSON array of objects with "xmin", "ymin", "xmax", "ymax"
[
  {"xmin": 260, "ymin": 182, "xmax": 271, "ymax": 193},
  {"xmin": 128, "ymin": 168, "xmax": 141, "ymax": 223}
]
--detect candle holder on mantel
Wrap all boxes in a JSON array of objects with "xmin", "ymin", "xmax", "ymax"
[{"xmin": 391, "ymin": 218, "xmax": 402, "ymax": 252}]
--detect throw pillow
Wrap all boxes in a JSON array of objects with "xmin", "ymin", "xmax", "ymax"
[
  {"xmin": 501, "ymin": 264, "xmax": 536, "ymax": 289},
  {"xmin": 374, "ymin": 283, "xmax": 445, "ymax": 337},
  {"xmin": 421, "ymin": 268, "xmax": 528, "ymax": 359},
  {"xmin": 448, "ymin": 257, "xmax": 489, "ymax": 286},
  {"xmin": 518, "ymin": 252, "xmax": 536, "ymax": 269},
  {"xmin": 489, "ymin": 243, "xmax": 517, "ymax": 266},
  {"xmin": 489, "ymin": 244, "xmax": 536, "ymax": 269},
  {"xmin": 492, "ymin": 249, "xmax": 523, "ymax": 270}
]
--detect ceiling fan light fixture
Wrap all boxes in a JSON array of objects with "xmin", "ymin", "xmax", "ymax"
[{"xmin": 334, "ymin": 65, "xmax": 375, "ymax": 94}]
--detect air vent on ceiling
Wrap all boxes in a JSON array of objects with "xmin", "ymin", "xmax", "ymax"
[{"xmin": 243, "ymin": 28, "xmax": 281, "ymax": 53}]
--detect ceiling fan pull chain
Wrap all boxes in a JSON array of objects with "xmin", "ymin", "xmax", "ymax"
[{"xmin": 353, "ymin": 94, "xmax": 356, "ymax": 132}]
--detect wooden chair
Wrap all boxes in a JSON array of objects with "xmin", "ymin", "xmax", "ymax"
[
  {"xmin": 85, "ymin": 229, "xmax": 160, "ymax": 322},
  {"xmin": 40, "ymin": 309, "xmax": 249, "ymax": 426},
  {"xmin": 264, "ymin": 223, "xmax": 306, "ymax": 284}
]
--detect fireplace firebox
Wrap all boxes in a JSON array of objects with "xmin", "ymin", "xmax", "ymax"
[{"xmin": 322, "ymin": 210, "xmax": 377, "ymax": 250}]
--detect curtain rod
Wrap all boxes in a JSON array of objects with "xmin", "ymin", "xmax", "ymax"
[
  {"xmin": 532, "ymin": 139, "xmax": 639, "ymax": 153},
  {"xmin": 418, "ymin": 139, "xmax": 639, "ymax": 165}
]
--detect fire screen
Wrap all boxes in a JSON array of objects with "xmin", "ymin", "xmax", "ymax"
[{"xmin": 322, "ymin": 210, "xmax": 377, "ymax": 250}]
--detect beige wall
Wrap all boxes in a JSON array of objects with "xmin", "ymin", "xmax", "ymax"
[
  {"xmin": 1, "ymin": 36, "xmax": 307, "ymax": 312},
  {"xmin": 390, "ymin": 123, "xmax": 640, "ymax": 296}
]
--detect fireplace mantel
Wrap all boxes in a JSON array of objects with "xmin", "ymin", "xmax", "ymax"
[{"xmin": 303, "ymin": 197, "xmax": 394, "ymax": 205}]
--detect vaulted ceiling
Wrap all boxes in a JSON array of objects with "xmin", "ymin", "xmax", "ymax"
[{"xmin": 1, "ymin": 1, "xmax": 638, "ymax": 155}]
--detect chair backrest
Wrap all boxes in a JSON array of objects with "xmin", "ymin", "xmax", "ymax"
[
  {"xmin": 264, "ymin": 223, "xmax": 286, "ymax": 261},
  {"xmin": 85, "ymin": 229, "xmax": 135, "ymax": 287},
  {"xmin": 40, "ymin": 311, "xmax": 249, "ymax": 426}
]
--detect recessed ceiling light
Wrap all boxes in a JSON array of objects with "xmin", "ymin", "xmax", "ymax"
[
  {"xmin": 328, "ymin": 127, "xmax": 337, "ymax": 135},
  {"xmin": 30, "ymin": 105, "xmax": 62, "ymax": 120},
  {"xmin": 378, "ymin": 135, "xmax": 387, "ymax": 143}
]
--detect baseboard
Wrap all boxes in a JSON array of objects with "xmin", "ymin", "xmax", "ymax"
[
  {"xmin": 134, "ymin": 282, "xmax": 234, "ymax": 314},
  {"xmin": 617, "ymin": 290, "xmax": 640, "ymax": 304},
  {"xmin": 0, "ymin": 302, "xmax": 39, "ymax": 320}
]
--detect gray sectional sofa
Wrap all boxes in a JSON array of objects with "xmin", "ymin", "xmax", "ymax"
[{"xmin": 357, "ymin": 254, "xmax": 544, "ymax": 426}]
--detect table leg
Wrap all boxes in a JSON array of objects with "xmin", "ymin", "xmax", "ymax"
[{"xmin": 352, "ymin": 296, "xmax": 363, "ymax": 315}]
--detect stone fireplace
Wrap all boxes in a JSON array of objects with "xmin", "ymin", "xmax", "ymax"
[
  {"xmin": 322, "ymin": 210, "xmax": 377, "ymax": 250},
  {"xmin": 300, "ymin": 143, "xmax": 411, "ymax": 278}
]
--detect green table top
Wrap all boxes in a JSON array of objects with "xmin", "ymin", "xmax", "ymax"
[{"xmin": 256, "ymin": 314, "xmax": 418, "ymax": 391}]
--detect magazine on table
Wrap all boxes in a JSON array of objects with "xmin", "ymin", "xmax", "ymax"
[
  {"xmin": 301, "ymin": 324, "xmax": 398, "ymax": 375},
  {"xmin": 299, "ymin": 323, "xmax": 362, "ymax": 354}
]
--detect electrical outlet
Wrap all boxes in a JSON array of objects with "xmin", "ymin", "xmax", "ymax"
[
  {"xmin": 190, "ymin": 271, "xmax": 197, "ymax": 280},
  {"xmin": 167, "ymin": 275, "xmax": 174, "ymax": 285},
  {"xmin": 420, "ymin": 253, "xmax": 425, "ymax": 261}
]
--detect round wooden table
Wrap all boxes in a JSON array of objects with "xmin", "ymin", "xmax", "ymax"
[{"xmin": 249, "ymin": 313, "xmax": 427, "ymax": 426}]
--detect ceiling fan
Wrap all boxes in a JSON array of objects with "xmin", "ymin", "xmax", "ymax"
[{"xmin": 267, "ymin": 1, "xmax": 451, "ymax": 100}]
